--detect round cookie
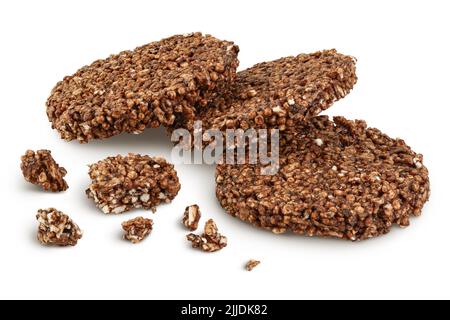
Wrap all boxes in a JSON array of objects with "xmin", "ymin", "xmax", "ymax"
[
  {"xmin": 215, "ymin": 116, "xmax": 430, "ymax": 241},
  {"xmin": 169, "ymin": 49, "xmax": 357, "ymax": 134},
  {"xmin": 47, "ymin": 33, "xmax": 239, "ymax": 142}
]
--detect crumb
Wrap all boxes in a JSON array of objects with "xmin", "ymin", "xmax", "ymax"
[
  {"xmin": 245, "ymin": 260, "xmax": 261, "ymax": 271},
  {"xmin": 182, "ymin": 204, "xmax": 201, "ymax": 231},
  {"xmin": 21, "ymin": 150, "xmax": 68, "ymax": 192},
  {"xmin": 187, "ymin": 219, "xmax": 227, "ymax": 252},
  {"xmin": 122, "ymin": 216, "xmax": 153, "ymax": 244},
  {"xmin": 36, "ymin": 208, "xmax": 82, "ymax": 246}
]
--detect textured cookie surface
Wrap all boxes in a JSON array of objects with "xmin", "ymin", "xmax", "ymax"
[
  {"xmin": 216, "ymin": 116, "xmax": 430, "ymax": 241},
  {"xmin": 86, "ymin": 154, "xmax": 180, "ymax": 214},
  {"xmin": 47, "ymin": 33, "xmax": 239, "ymax": 142},
  {"xmin": 169, "ymin": 49, "xmax": 356, "ymax": 135}
]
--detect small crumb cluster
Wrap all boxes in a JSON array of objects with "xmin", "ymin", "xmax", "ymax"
[
  {"xmin": 245, "ymin": 259, "xmax": 261, "ymax": 271},
  {"xmin": 182, "ymin": 204, "xmax": 201, "ymax": 231},
  {"xmin": 20, "ymin": 149, "xmax": 68, "ymax": 192},
  {"xmin": 187, "ymin": 219, "xmax": 227, "ymax": 252},
  {"xmin": 86, "ymin": 154, "xmax": 180, "ymax": 214},
  {"xmin": 122, "ymin": 217, "xmax": 153, "ymax": 244},
  {"xmin": 36, "ymin": 208, "xmax": 83, "ymax": 246}
]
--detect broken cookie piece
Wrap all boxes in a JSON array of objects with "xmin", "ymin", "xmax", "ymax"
[
  {"xmin": 182, "ymin": 204, "xmax": 201, "ymax": 231},
  {"xmin": 86, "ymin": 154, "xmax": 180, "ymax": 214},
  {"xmin": 245, "ymin": 259, "xmax": 261, "ymax": 271},
  {"xmin": 36, "ymin": 208, "xmax": 83, "ymax": 246},
  {"xmin": 20, "ymin": 149, "xmax": 68, "ymax": 192},
  {"xmin": 122, "ymin": 217, "xmax": 153, "ymax": 244},
  {"xmin": 187, "ymin": 219, "xmax": 227, "ymax": 252}
]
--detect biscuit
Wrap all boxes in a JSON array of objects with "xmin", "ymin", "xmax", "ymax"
[
  {"xmin": 86, "ymin": 154, "xmax": 180, "ymax": 214},
  {"xmin": 215, "ymin": 116, "xmax": 430, "ymax": 241},
  {"xmin": 47, "ymin": 33, "xmax": 239, "ymax": 142},
  {"xmin": 169, "ymin": 49, "xmax": 356, "ymax": 135}
]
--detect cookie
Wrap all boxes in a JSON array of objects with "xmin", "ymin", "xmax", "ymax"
[
  {"xmin": 215, "ymin": 116, "xmax": 430, "ymax": 241},
  {"xmin": 169, "ymin": 49, "xmax": 356, "ymax": 136},
  {"xmin": 47, "ymin": 33, "xmax": 239, "ymax": 142},
  {"xmin": 86, "ymin": 154, "xmax": 180, "ymax": 214}
]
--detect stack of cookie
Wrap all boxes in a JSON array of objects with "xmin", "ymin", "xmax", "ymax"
[{"xmin": 45, "ymin": 32, "xmax": 430, "ymax": 241}]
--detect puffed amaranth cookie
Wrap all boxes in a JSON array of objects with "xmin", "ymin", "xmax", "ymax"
[
  {"xmin": 47, "ymin": 33, "xmax": 239, "ymax": 142},
  {"xmin": 86, "ymin": 154, "xmax": 180, "ymax": 214},
  {"xmin": 20, "ymin": 149, "xmax": 68, "ymax": 192},
  {"xmin": 169, "ymin": 49, "xmax": 356, "ymax": 134},
  {"xmin": 216, "ymin": 116, "xmax": 430, "ymax": 241}
]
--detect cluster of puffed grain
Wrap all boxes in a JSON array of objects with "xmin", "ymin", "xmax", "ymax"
[
  {"xmin": 36, "ymin": 208, "xmax": 83, "ymax": 246},
  {"xmin": 46, "ymin": 33, "xmax": 239, "ymax": 143},
  {"xmin": 216, "ymin": 116, "xmax": 430, "ymax": 241},
  {"xmin": 86, "ymin": 154, "xmax": 181, "ymax": 215},
  {"xmin": 122, "ymin": 217, "xmax": 153, "ymax": 244},
  {"xmin": 20, "ymin": 150, "xmax": 68, "ymax": 192},
  {"xmin": 245, "ymin": 259, "xmax": 261, "ymax": 271},
  {"xmin": 187, "ymin": 219, "xmax": 228, "ymax": 252},
  {"xmin": 168, "ymin": 49, "xmax": 357, "ymax": 138},
  {"xmin": 182, "ymin": 204, "xmax": 202, "ymax": 231}
]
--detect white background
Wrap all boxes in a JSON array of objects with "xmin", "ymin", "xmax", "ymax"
[{"xmin": 0, "ymin": 0, "xmax": 449, "ymax": 300}]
